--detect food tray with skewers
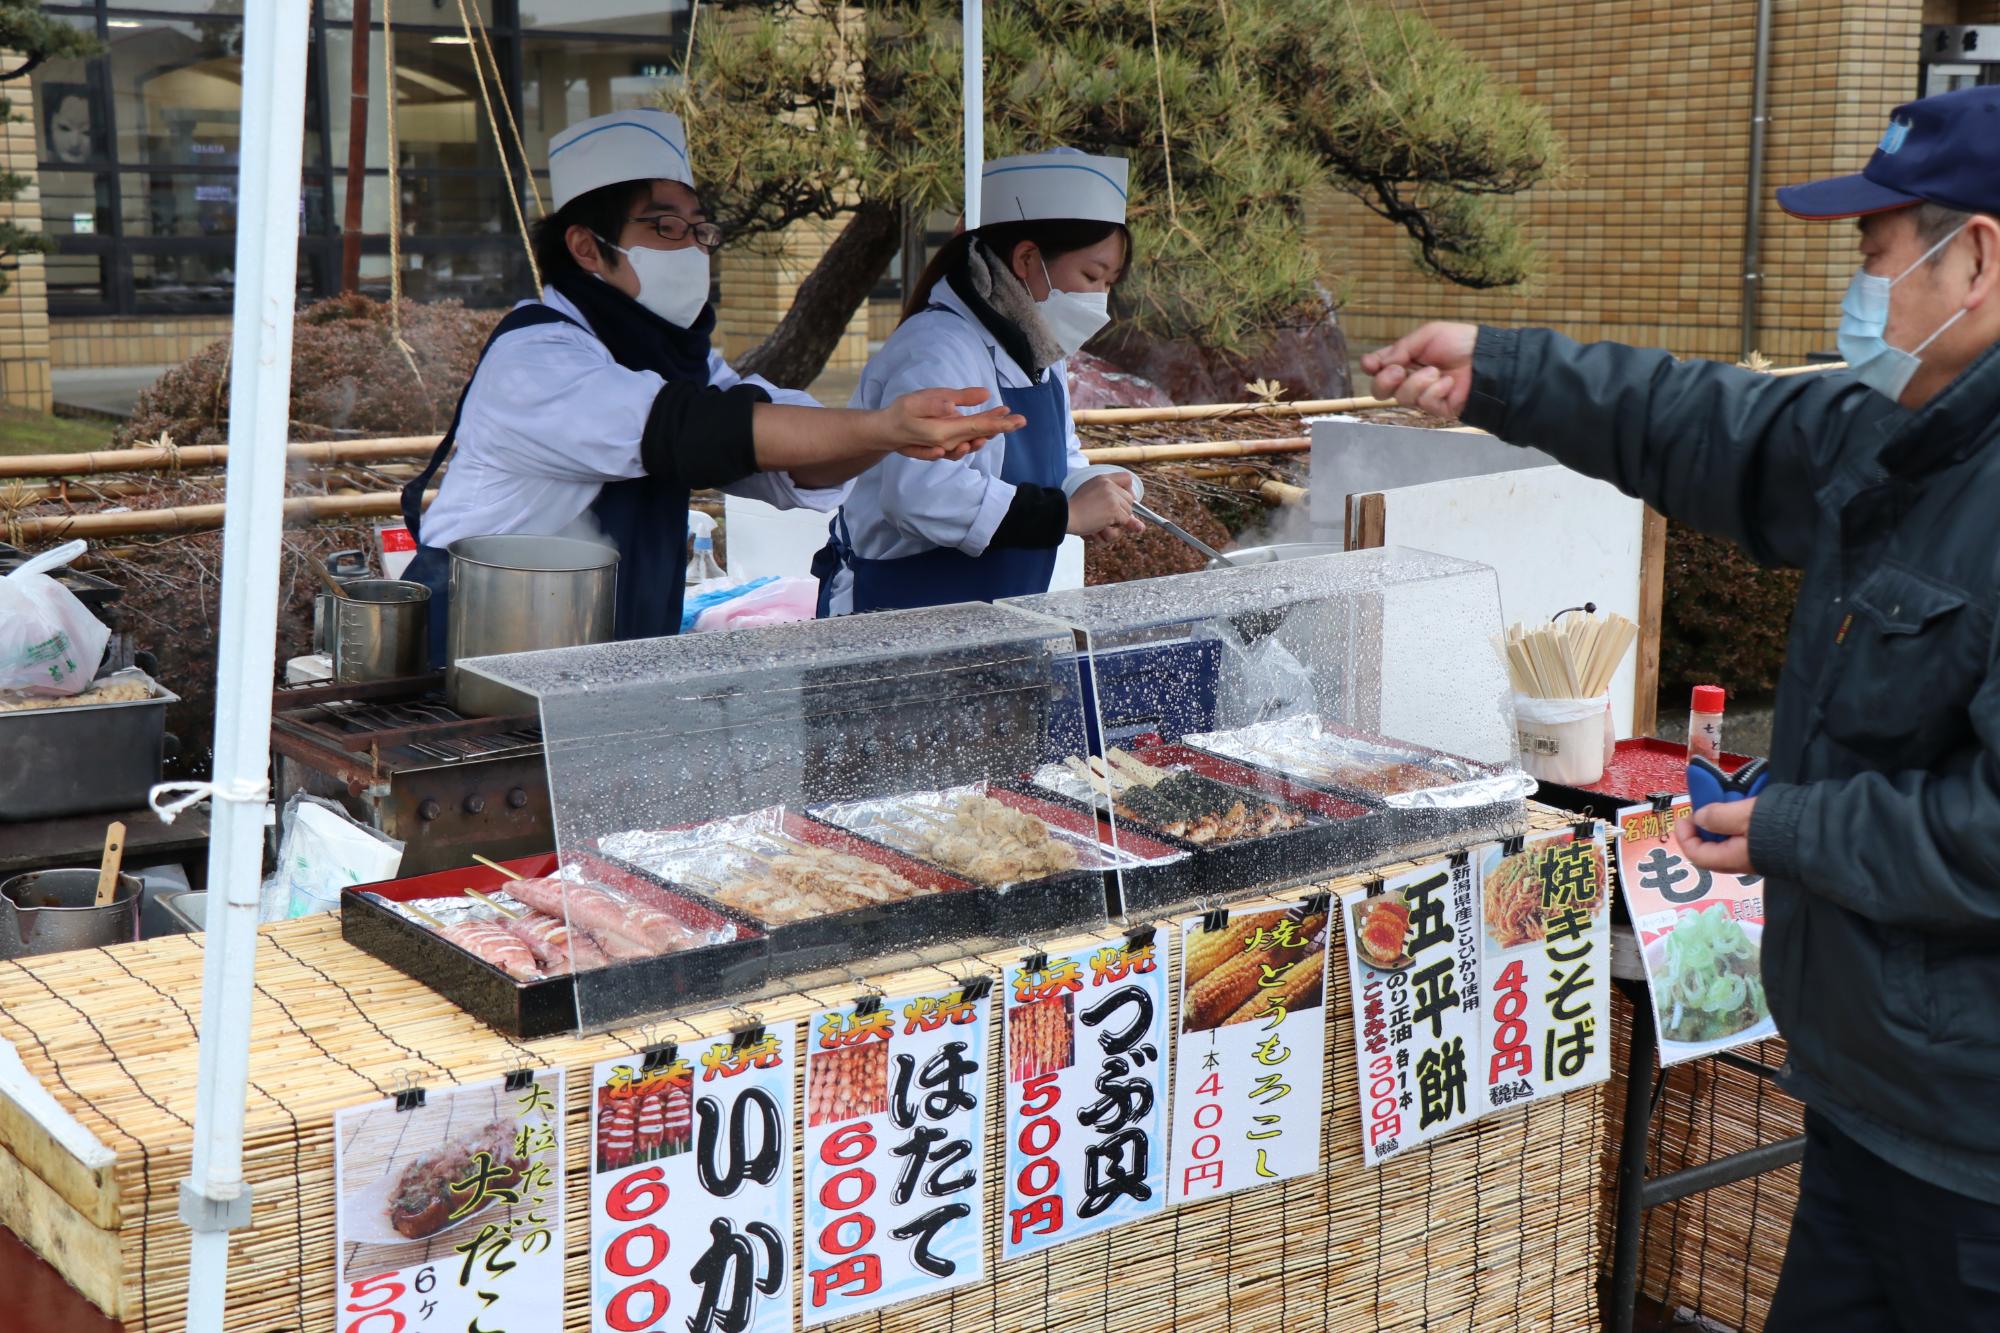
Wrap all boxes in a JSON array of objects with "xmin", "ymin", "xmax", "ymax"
[
  {"xmin": 341, "ymin": 851, "xmax": 768, "ymax": 1037},
  {"xmin": 810, "ymin": 783, "xmax": 1150, "ymax": 940},
  {"xmin": 1179, "ymin": 715, "xmax": 1533, "ymax": 856},
  {"xmin": 590, "ymin": 807, "xmax": 995, "ymax": 982},
  {"xmin": 1027, "ymin": 743, "xmax": 1383, "ymax": 915}
]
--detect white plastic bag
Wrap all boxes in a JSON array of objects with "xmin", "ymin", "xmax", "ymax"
[
  {"xmin": 260, "ymin": 794, "xmax": 405, "ymax": 921},
  {"xmin": 0, "ymin": 540, "xmax": 110, "ymax": 697},
  {"xmin": 1513, "ymin": 692, "xmax": 1611, "ymax": 786}
]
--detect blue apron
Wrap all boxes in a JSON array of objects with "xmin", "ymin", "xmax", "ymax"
[
  {"xmin": 401, "ymin": 305, "xmax": 692, "ymax": 665},
  {"xmin": 817, "ymin": 335, "xmax": 1068, "ymax": 615}
]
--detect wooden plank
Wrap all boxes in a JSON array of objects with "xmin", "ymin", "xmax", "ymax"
[
  {"xmin": 0, "ymin": 1086, "xmax": 120, "ymax": 1230},
  {"xmin": 1346, "ymin": 491, "xmax": 1386, "ymax": 551},
  {"xmin": 0, "ymin": 1141, "xmax": 127, "ymax": 1321},
  {"xmin": 1634, "ymin": 506, "xmax": 1668, "ymax": 737}
]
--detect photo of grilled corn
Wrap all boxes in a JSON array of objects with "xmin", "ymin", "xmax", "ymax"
[{"xmin": 1181, "ymin": 908, "xmax": 1329, "ymax": 1033}]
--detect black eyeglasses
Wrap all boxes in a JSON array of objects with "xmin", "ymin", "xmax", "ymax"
[{"xmin": 629, "ymin": 212, "xmax": 724, "ymax": 250}]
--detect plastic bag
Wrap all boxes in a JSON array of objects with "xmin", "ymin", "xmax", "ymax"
[
  {"xmin": 0, "ymin": 541, "xmax": 110, "ymax": 698},
  {"xmin": 1513, "ymin": 692, "xmax": 1611, "ymax": 786},
  {"xmin": 260, "ymin": 793, "xmax": 405, "ymax": 921},
  {"xmin": 682, "ymin": 575, "xmax": 777, "ymax": 632},
  {"xmin": 692, "ymin": 576, "xmax": 821, "ymax": 633}
]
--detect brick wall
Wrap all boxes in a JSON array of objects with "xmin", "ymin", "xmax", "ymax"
[
  {"xmin": 48, "ymin": 317, "xmax": 232, "ymax": 370},
  {"xmin": 716, "ymin": 218, "xmax": 874, "ymax": 370},
  {"xmin": 0, "ymin": 57, "xmax": 52, "ymax": 413},
  {"xmin": 1318, "ymin": 0, "xmax": 1927, "ymax": 364}
]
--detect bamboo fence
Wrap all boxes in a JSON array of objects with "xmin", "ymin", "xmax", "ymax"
[{"xmin": 0, "ymin": 813, "xmax": 1607, "ymax": 1333}]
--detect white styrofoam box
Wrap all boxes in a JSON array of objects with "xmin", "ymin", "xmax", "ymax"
[{"xmin": 1305, "ymin": 415, "xmax": 1557, "ymax": 540}]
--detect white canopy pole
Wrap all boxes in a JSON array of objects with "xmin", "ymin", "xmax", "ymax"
[
  {"xmin": 176, "ymin": 0, "xmax": 312, "ymax": 1325},
  {"xmin": 963, "ymin": 0, "xmax": 983, "ymax": 229}
]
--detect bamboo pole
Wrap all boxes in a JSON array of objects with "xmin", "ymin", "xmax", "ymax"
[
  {"xmin": 1079, "ymin": 436, "xmax": 1309, "ymax": 463},
  {"xmin": 1258, "ymin": 479, "xmax": 1308, "ymax": 506},
  {"xmin": 0, "ymin": 437, "xmax": 441, "ymax": 480},
  {"xmin": 1071, "ymin": 396, "xmax": 1393, "ymax": 425},
  {"xmin": 4, "ymin": 491, "xmax": 425, "ymax": 543}
]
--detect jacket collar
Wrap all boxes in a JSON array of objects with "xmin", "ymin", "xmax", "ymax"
[
  {"xmin": 926, "ymin": 279, "xmax": 1040, "ymax": 389},
  {"xmin": 1879, "ymin": 336, "xmax": 2000, "ymax": 476}
]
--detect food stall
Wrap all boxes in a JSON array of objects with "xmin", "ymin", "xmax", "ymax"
[{"xmin": 0, "ymin": 547, "xmax": 1617, "ymax": 1330}]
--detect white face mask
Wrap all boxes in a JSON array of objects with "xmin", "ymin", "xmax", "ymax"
[
  {"xmin": 598, "ymin": 237, "xmax": 710, "ymax": 328},
  {"xmin": 1036, "ymin": 252, "xmax": 1111, "ymax": 359}
]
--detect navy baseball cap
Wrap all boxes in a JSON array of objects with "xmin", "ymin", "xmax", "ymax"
[{"xmin": 1777, "ymin": 84, "xmax": 2000, "ymax": 220}]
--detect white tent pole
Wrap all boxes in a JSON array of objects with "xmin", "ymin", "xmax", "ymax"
[
  {"xmin": 963, "ymin": 0, "xmax": 983, "ymax": 229},
  {"xmin": 177, "ymin": 0, "xmax": 312, "ymax": 1326}
]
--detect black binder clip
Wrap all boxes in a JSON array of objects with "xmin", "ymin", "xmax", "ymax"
[
  {"xmin": 1365, "ymin": 877, "xmax": 1388, "ymax": 898},
  {"xmin": 1572, "ymin": 819, "xmax": 1598, "ymax": 841},
  {"xmin": 853, "ymin": 993, "xmax": 882, "ymax": 1018},
  {"xmin": 394, "ymin": 1087, "xmax": 425, "ymax": 1113},
  {"xmin": 730, "ymin": 1024, "xmax": 765, "ymax": 1051},
  {"xmin": 959, "ymin": 974, "xmax": 994, "ymax": 1003},
  {"xmin": 1501, "ymin": 834, "xmax": 1526, "ymax": 857},
  {"xmin": 1125, "ymin": 925, "xmax": 1156, "ymax": 953},
  {"xmin": 1450, "ymin": 848, "xmax": 1471, "ymax": 869},
  {"xmin": 1648, "ymin": 791, "xmax": 1676, "ymax": 814},
  {"xmin": 1022, "ymin": 950, "xmax": 1049, "ymax": 976},
  {"xmin": 1200, "ymin": 906, "xmax": 1230, "ymax": 933},
  {"xmin": 640, "ymin": 1043, "xmax": 678, "ymax": 1073},
  {"xmin": 503, "ymin": 1068, "xmax": 536, "ymax": 1093},
  {"xmin": 1299, "ymin": 892, "xmax": 1331, "ymax": 917}
]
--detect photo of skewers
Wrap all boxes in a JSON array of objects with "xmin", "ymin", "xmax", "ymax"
[
  {"xmin": 1043, "ymin": 748, "xmax": 1308, "ymax": 845},
  {"xmin": 807, "ymin": 1042, "xmax": 889, "ymax": 1127},
  {"xmin": 594, "ymin": 1066, "xmax": 694, "ymax": 1173},
  {"xmin": 1008, "ymin": 994, "xmax": 1075, "ymax": 1082},
  {"xmin": 1180, "ymin": 907, "xmax": 1329, "ymax": 1034}
]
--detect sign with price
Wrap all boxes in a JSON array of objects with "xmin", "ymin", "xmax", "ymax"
[
  {"xmin": 802, "ymin": 984, "xmax": 992, "ymax": 1326},
  {"xmin": 587, "ymin": 1029, "xmax": 797, "ymax": 1333},
  {"xmin": 1168, "ymin": 904, "xmax": 1331, "ymax": 1203},
  {"xmin": 334, "ymin": 1071, "xmax": 566, "ymax": 1333},
  {"xmin": 1001, "ymin": 936, "xmax": 1170, "ymax": 1259}
]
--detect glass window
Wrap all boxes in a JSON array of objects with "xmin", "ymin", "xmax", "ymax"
[
  {"xmin": 106, "ymin": 3, "xmax": 243, "ymax": 14},
  {"xmin": 128, "ymin": 245, "xmax": 324, "ymax": 311},
  {"xmin": 31, "ymin": 13, "xmax": 105, "ymax": 170},
  {"xmin": 331, "ymin": 171, "xmax": 523, "ymax": 241},
  {"xmin": 325, "ymin": 26, "xmax": 508, "ymax": 178},
  {"xmin": 44, "ymin": 250, "xmax": 111, "ymax": 311},
  {"xmin": 518, "ymin": 1, "xmax": 689, "ymax": 37},
  {"xmin": 518, "ymin": 37, "xmax": 681, "ymax": 166},
  {"xmin": 119, "ymin": 173, "xmax": 330, "ymax": 239},
  {"xmin": 320, "ymin": 1, "xmax": 495, "ymax": 25},
  {"xmin": 106, "ymin": 17, "xmax": 251, "ymax": 169}
]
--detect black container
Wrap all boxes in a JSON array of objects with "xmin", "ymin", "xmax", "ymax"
[
  {"xmin": 591, "ymin": 810, "xmax": 1000, "ymax": 986},
  {"xmin": 341, "ymin": 852, "xmax": 769, "ymax": 1038}
]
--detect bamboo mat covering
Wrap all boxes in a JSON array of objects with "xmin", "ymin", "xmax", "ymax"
[
  {"xmin": 0, "ymin": 811, "xmax": 1606, "ymax": 1333},
  {"xmin": 1601, "ymin": 987, "xmax": 1802, "ymax": 1333}
]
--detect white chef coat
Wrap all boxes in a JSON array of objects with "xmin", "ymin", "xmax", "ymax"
[
  {"xmin": 419, "ymin": 285, "xmax": 848, "ymax": 550},
  {"xmin": 823, "ymin": 278, "xmax": 1089, "ymax": 613}
]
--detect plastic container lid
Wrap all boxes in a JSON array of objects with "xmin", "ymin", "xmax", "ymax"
[{"xmin": 1691, "ymin": 685, "xmax": 1727, "ymax": 712}]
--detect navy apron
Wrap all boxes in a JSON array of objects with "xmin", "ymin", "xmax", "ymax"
[
  {"xmin": 401, "ymin": 305, "xmax": 693, "ymax": 666},
  {"xmin": 818, "ymin": 331, "xmax": 1068, "ymax": 615}
]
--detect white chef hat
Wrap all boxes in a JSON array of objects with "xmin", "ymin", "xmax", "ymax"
[
  {"xmin": 548, "ymin": 109, "xmax": 693, "ymax": 211},
  {"xmin": 981, "ymin": 149, "xmax": 1129, "ymax": 228}
]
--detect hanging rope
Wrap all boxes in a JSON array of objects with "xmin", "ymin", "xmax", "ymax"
[
  {"xmin": 1144, "ymin": 0, "xmax": 1220, "ymax": 270},
  {"xmin": 380, "ymin": 4, "xmax": 425, "ymax": 389},
  {"xmin": 454, "ymin": 0, "xmax": 541, "ymax": 289},
  {"xmin": 465, "ymin": 0, "xmax": 543, "ymax": 218}
]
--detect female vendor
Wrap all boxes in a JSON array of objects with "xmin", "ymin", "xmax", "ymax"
[
  {"xmin": 816, "ymin": 148, "xmax": 1145, "ymax": 615},
  {"xmin": 401, "ymin": 108, "xmax": 1020, "ymax": 654}
]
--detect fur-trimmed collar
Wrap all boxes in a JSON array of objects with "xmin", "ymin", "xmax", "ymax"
[{"xmin": 945, "ymin": 238, "xmax": 1063, "ymax": 381}]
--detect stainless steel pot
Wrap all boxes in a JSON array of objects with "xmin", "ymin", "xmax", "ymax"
[
  {"xmin": 1208, "ymin": 542, "xmax": 1349, "ymax": 567},
  {"xmin": 446, "ymin": 534, "xmax": 618, "ymax": 715},
  {"xmin": 330, "ymin": 579, "xmax": 432, "ymax": 683},
  {"xmin": 0, "ymin": 869, "xmax": 142, "ymax": 958},
  {"xmin": 311, "ymin": 548, "xmax": 373, "ymax": 652}
]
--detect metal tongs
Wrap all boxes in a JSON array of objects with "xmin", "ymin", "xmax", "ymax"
[{"xmin": 1131, "ymin": 501, "xmax": 1237, "ymax": 567}]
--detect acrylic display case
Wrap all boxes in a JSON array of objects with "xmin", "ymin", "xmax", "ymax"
[
  {"xmin": 455, "ymin": 602, "xmax": 1127, "ymax": 1029},
  {"xmin": 1002, "ymin": 546, "xmax": 1533, "ymax": 917}
]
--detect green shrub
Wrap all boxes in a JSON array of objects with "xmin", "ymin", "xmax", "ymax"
[{"xmin": 1660, "ymin": 521, "xmax": 1800, "ymax": 701}]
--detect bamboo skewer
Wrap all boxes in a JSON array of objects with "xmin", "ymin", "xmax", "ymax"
[
  {"xmin": 1499, "ymin": 611, "xmax": 1639, "ymax": 700},
  {"xmin": 463, "ymin": 889, "xmax": 520, "ymax": 919},
  {"xmin": 470, "ymin": 853, "xmax": 524, "ymax": 881}
]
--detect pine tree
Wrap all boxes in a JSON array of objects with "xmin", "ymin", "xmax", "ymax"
[
  {"xmin": 0, "ymin": 4, "xmax": 98, "ymax": 297},
  {"xmin": 673, "ymin": 0, "xmax": 1562, "ymax": 386}
]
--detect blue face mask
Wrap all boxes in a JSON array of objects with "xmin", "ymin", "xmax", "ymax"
[{"xmin": 1837, "ymin": 223, "xmax": 1968, "ymax": 401}]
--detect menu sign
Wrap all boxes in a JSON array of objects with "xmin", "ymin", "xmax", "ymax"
[
  {"xmin": 588, "ymin": 1030, "xmax": 795, "ymax": 1333},
  {"xmin": 1344, "ymin": 854, "xmax": 1482, "ymax": 1166},
  {"xmin": 802, "ymin": 984, "xmax": 992, "ymax": 1325},
  {"xmin": 335, "ymin": 1072, "xmax": 565, "ymax": 1333},
  {"xmin": 1616, "ymin": 799, "xmax": 1777, "ymax": 1065},
  {"xmin": 1475, "ymin": 828, "xmax": 1613, "ymax": 1113},
  {"xmin": 1169, "ymin": 903, "xmax": 1331, "ymax": 1203},
  {"xmin": 1001, "ymin": 935, "xmax": 1170, "ymax": 1259}
]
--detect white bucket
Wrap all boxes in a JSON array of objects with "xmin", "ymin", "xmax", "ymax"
[{"xmin": 1514, "ymin": 692, "xmax": 1612, "ymax": 787}]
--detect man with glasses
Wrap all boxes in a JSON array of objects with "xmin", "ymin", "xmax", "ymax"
[{"xmin": 402, "ymin": 109, "xmax": 1021, "ymax": 651}]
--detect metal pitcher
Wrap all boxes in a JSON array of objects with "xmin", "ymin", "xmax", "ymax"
[
  {"xmin": 312, "ymin": 548, "xmax": 373, "ymax": 652},
  {"xmin": 0, "ymin": 869, "xmax": 142, "ymax": 959},
  {"xmin": 446, "ymin": 534, "xmax": 618, "ymax": 715},
  {"xmin": 330, "ymin": 579, "xmax": 432, "ymax": 683}
]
